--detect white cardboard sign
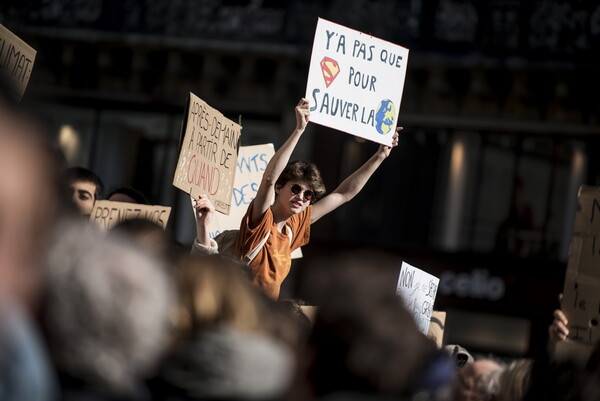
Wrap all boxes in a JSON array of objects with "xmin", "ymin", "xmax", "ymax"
[
  {"xmin": 305, "ymin": 18, "xmax": 409, "ymax": 146},
  {"xmin": 0, "ymin": 24, "xmax": 36, "ymax": 100},
  {"xmin": 396, "ymin": 261, "xmax": 439, "ymax": 335},
  {"xmin": 207, "ymin": 144, "xmax": 275, "ymax": 237}
]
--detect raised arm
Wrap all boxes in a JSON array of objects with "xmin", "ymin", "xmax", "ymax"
[
  {"xmin": 250, "ymin": 98, "xmax": 310, "ymax": 225},
  {"xmin": 311, "ymin": 127, "xmax": 401, "ymax": 223}
]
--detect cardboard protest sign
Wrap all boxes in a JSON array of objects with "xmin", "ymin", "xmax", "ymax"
[
  {"xmin": 556, "ymin": 186, "xmax": 600, "ymax": 364},
  {"xmin": 396, "ymin": 261, "xmax": 439, "ymax": 335},
  {"xmin": 90, "ymin": 200, "xmax": 171, "ymax": 230},
  {"xmin": 0, "ymin": 24, "xmax": 36, "ymax": 100},
  {"xmin": 173, "ymin": 93, "xmax": 242, "ymax": 214},
  {"xmin": 305, "ymin": 18, "xmax": 409, "ymax": 146},
  {"xmin": 204, "ymin": 143, "xmax": 303, "ymax": 259}
]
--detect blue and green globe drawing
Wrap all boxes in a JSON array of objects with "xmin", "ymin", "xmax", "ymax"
[{"xmin": 374, "ymin": 99, "xmax": 396, "ymax": 135}]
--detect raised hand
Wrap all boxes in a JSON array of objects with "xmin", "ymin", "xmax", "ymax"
[
  {"xmin": 193, "ymin": 194, "xmax": 215, "ymax": 226},
  {"xmin": 295, "ymin": 98, "xmax": 310, "ymax": 131},
  {"xmin": 377, "ymin": 126, "xmax": 401, "ymax": 158}
]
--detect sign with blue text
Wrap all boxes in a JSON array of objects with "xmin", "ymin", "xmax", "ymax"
[
  {"xmin": 305, "ymin": 18, "xmax": 409, "ymax": 146},
  {"xmin": 396, "ymin": 261, "xmax": 439, "ymax": 335},
  {"xmin": 173, "ymin": 93, "xmax": 242, "ymax": 215},
  {"xmin": 207, "ymin": 144, "xmax": 275, "ymax": 238}
]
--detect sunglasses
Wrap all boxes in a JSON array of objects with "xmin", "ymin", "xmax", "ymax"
[{"xmin": 290, "ymin": 183, "xmax": 316, "ymax": 203}]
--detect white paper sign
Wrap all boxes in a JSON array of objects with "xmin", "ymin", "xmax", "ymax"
[
  {"xmin": 396, "ymin": 261, "xmax": 439, "ymax": 335},
  {"xmin": 207, "ymin": 144, "xmax": 275, "ymax": 237},
  {"xmin": 305, "ymin": 18, "xmax": 409, "ymax": 146}
]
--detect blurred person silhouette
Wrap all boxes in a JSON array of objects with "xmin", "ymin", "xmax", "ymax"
[
  {"xmin": 112, "ymin": 218, "xmax": 182, "ymax": 266},
  {"xmin": 150, "ymin": 254, "xmax": 295, "ymax": 401},
  {"xmin": 64, "ymin": 166, "xmax": 104, "ymax": 216},
  {"xmin": 451, "ymin": 358, "xmax": 505, "ymax": 401},
  {"xmin": 0, "ymin": 83, "xmax": 62, "ymax": 401},
  {"xmin": 107, "ymin": 186, "xmax": 150, "ymax": 205},
  {"xmin": 297, "ymin": 250, "xmax": 453, "ymax": 400},
  {"xmin": 494, "ymin": 358, "xmax": 533, "ymax": 401},
  {"xmin": 42, "ymin": 219, "xmax": 174, "ymax": 400},
  {"xmin": 235, "ymin": 99, "xmax": 400, "ymax": 299}
]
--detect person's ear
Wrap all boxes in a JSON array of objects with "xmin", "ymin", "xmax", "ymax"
[{"xmin": 275, "ymin": 183, "xmax": 282, "ymax": 195}]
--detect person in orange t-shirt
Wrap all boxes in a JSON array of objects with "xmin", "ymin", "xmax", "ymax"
[{"xmin": 233, "ymin": 98, "xmax": 400, "ymax": 299}]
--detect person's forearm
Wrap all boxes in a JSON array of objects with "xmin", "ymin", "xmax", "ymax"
[{"xmin": 196, "ymin": 222, "xmax": 211, "ymax": 246}]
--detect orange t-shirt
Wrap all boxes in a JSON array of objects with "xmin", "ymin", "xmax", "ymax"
[{"xmin": 236, "ymin": 200, "xmax": 312, "ymax": 299}]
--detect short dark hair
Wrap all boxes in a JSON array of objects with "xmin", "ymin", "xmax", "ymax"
[
  {"xmin": 276, "ymin": 160, "xmax": 326, "ymax": 202},
  {"xmin": 65, "ymin": 167, "xmax": 104, "ymax": 199},
  {"xmin": 107, "ymin": 186, "xmax": 150, "ymax": 205}
]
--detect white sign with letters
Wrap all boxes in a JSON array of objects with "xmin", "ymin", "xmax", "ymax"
[
  {"xmin": 396, "ymin": 261, "xmax": 439, "ymax": 335},
  {"xmin": 305, "ymin": 18, "xmax": 409, "ymax": 146}
]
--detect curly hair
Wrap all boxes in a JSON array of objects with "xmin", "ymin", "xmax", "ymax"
[{"xmin": 275, "ymin": 160, "xmax": 326, "ymax": 201}]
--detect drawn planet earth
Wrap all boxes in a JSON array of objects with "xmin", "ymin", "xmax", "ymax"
[{"xmin": 375, "ymin": 99, "xmax": 396, "ymax": 135}]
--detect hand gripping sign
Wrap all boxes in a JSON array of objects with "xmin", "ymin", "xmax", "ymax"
[
  {"xmin": 305, "ymin": 18, "xmax": 409, "ymax": 146},
  {"xmin": 173, "ymin": 93, "xmax": 242, "ymax": 215}
]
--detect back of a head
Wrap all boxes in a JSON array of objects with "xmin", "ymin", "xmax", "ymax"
[
  {"xmin": 107, "ymin": 186, "xmax": 149, "ymax": 205},
  {"xmin": 495, "ymin": 359, "xmax": 533, "ymax": 401},
  {"xmin": 172, "ymin": 254, "xmax": 267, "ymax": 340},
  {"xmin": 161, "ymin": 255, "xmax": 295, "ymax": 400},
  {"xmin": 43, "ymin": 219, "xmax": 174, "ymax": 395},
  {"xmin": 112, "ymin": 218, "xmax": 178, "ymax": 264},
  {"xmin": 300, "ymin": 250, "xmax": 438, "ymax": 398}
]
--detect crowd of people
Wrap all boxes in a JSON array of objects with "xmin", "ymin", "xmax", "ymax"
[{"xmin": 2, "ymin": 77, "xmax": 600, "ymax": 401}]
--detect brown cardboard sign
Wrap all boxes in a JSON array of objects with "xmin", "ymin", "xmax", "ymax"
[
  {"xmin": 559, "ymin": 185, "xmax": 600, "ymax": 364},
  {"xmin": 90, "ymin": 200, "xmax": 171, "ymax": 230},
  {"xmin": 173, "ymin": 93, "xmax": 241, "ymax": 214},
  {"xmin": 0, "ymin": 24, "xmax": 36, "ymax": 100}
]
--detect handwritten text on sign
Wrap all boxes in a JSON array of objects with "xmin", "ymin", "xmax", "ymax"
[
  {"xmin": 396, "ymin": 261, "xmax": 439, "ymax": 335},
  {"xmin": 305, "ymin": 18, "xmax": 409, "ymax": 146},
  {"xmin": 0, "ymin": 24, "xmax": 36, "ymax": 100},
  {"xmin": 207, "ymin": 144, "xmax": 274, "ymax": 238},
  {"xmin": 173, "ymin": 93, "xmax": 242, "ymax": 214},
  {"xmin": 90, "ymin": 200, "xmax": 171, "ymax": 230},
  {"xmin": 561, "ymin": 186, "xmax": 600, "ymax": 354}
]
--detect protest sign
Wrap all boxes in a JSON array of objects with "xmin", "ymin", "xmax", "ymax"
[
  {"xmin": 396, "ymin": 261, "xmax": 439, "ymax": 335},
  {"xmin": 173, "ymin": 93, "xmax": 242, "ymax": 214},
  {"xmin": 90, "ymin": 200, "xmax": 171, "ymax": 230},
  {"xmin": 0, "ymin": 24, "xmax": 36, "ymax": 100},
  {"xmin": 556, "ymin": 186, "xmax": 600, "ymax": 364},
  {"xmin": 305, "ymin": 18, "xmax": 409, "ymax": 146},
  {"xmin": 207, "ymin": 144, "xmax": 275, "ymax": 237}
]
